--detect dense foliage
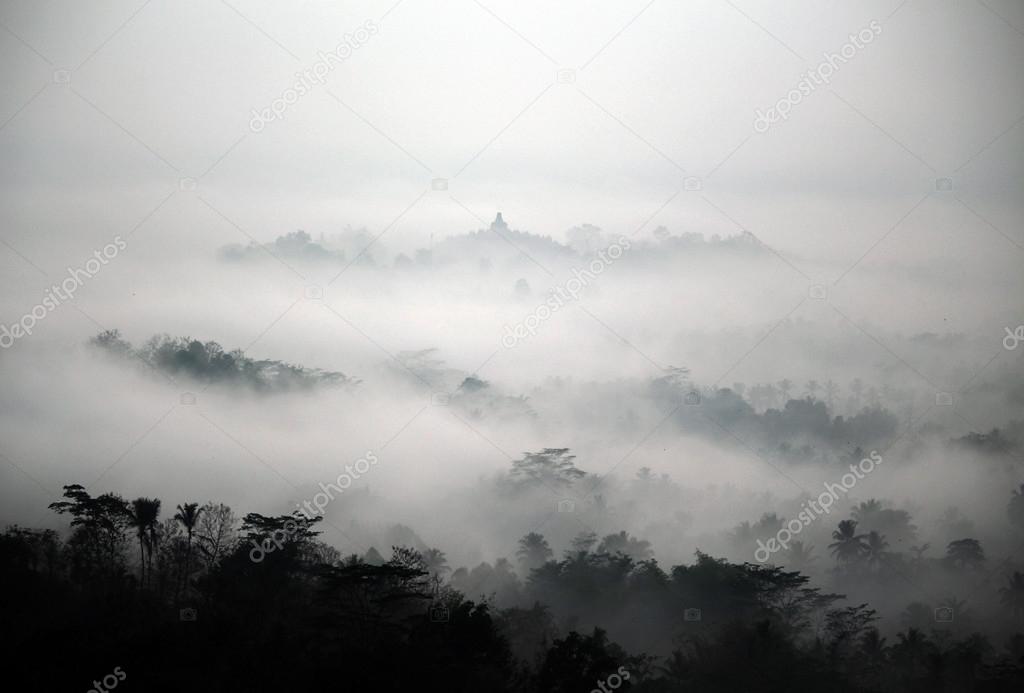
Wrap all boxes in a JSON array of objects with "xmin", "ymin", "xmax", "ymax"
[
  {"xmin": 3, "ymin": 483, "xmax": 1023, "ymax": 691},
  {"xmin": 91, "ymin": 330, "xmax": 356, "ymax": 391}
]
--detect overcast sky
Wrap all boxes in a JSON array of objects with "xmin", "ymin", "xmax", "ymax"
[
  {"xmin": 1, "ymin": 0, "xmax": 1022, "ymax": 271},
  {"xmin": 1, "ymin": 0, "xmax": 1023, "ymax": 554}
]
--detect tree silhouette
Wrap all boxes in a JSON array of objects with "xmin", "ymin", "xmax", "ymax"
[
  {"xmin": 781, "ymin": 540, "xmax": 817, "ymax": 572},
  {"xmin": 92, "ymin": 331, "xmax": 354, "ymax": 391},
  {"xmin": 421, "ymin": 547, "xmax": 450, "ymax": 593},
  {"xmin": 196, "ymin": 502, "xmax": 236, "ymax": 568},
  {"xmin": 14, "ymin": 480, "xmax": 1024, "ymax": 690},
  {"xmin": 945, "ymin": 538, "xmax": 985, "ymax": 570},
  {"xmin": 567, "ymin": 531, "xmax": 597, "ymax": 557},
  {"xmin": 174, "ymin": 502, "xmax": 201, "ymax": 593},
  {"xmin": 596, "ymin": 531, "xmax": 653, "ymax": 561},
  {"xmin": 130, "ymin": 497, "xmax": 161, "ymax": 586},
  {"xmin": 852, "ymin": 500, "xmax": 918, "ymax": 548},
  {"xmin": 863, "ymin": 531, "xmax": 889, "ymax": 570},
  {"xmin": 507, "ymin": 448, "xmax": 585, "ymax": 491},
  {"xmin": 829, "ymin": 519, "xmax": 867, "ymax": 566},
  {"xmin": 852, "ymin": 499, "xmax": 883, "ymax": 521},
  {"xmin": 536, "ymin": 628, "xmax": 633, "ymax": 693},
  {"xmin": 517, "ymin": 532, "xmax": 553, "ymax": 574}
]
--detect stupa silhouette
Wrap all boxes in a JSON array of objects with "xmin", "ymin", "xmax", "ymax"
[{"xmin": 490, "ymin": 212, "xmax": 509, "ymax": 233}]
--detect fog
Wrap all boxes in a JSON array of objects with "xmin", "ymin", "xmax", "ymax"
[{"xmin": 2, "ymin": 1, "xmax": 1024, "ymax": 689}]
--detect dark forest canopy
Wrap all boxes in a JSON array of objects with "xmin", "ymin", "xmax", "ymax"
[{"xmin": 4, "ymin": 477, "xmax": 1024, "ymax": 691}]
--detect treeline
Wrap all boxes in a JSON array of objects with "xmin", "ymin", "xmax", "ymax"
[
  {"xmin": 2, "ymin": 484, "xmax": 1024, "ymax": 691},
  {"xmin": 90, "ymin": 330, "xmax": 356, "ymax": 391}
]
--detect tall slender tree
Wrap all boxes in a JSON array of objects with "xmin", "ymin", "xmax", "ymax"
[
  {"xmin": 130, "ymin": 497, "xmax": 161, "ymax": 586},
  {"xmin": 174, "ymin": 502, "xmax": 202, "ymax": 591}
]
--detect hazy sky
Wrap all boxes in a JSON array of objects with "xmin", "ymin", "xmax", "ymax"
[
  {"xmin": 1, "ymin": 1, "xmax": 1023, "ymax": 548},
  {"xmin": 1, "ymin": 0, "xmax": 1022, "ymax": 268}
]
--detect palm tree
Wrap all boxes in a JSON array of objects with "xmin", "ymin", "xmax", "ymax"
[
  {"xmin": 130, "ymin": 497, "xmax": 161, "ymax": 586},
  {"xmin": 863, "ymin": 531, "xmax": 889, "ymax": 570},
  {"xmin": 782, "ymin": 540, "xmax": 817, "ymax": 572},
  {"xmin": 829, "ymin": 519, "xmax": 867, "ymax": 566},
  {"xmin": 421, "ymin": 548, "xmax": 449, "ymax": 577},
  {"xmin": 892, "ymin": 627, "xmax": 933, "ymax": 669},
  {"xmin": 852, "ymin": 499, "xmax": 883, "ymax": 525},
  {"xmin": 805, "ymin": 379, "xmax": 820, "ymax": 399},
  {"xmin": 1000, "ymin": 572, "xmax": 1024, "ymax": 619},
  {"xmin": 421, "ymin": 547, "xmax": 449, "ymax": 595},
  {"xmin": 174, "ymin": 502, "xmax": 201, "ymax": 588}
]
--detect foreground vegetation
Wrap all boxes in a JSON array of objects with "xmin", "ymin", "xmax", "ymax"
[{"xmin": 2, "ymin": 483, "xmax": 1023, "ymax": 692}]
